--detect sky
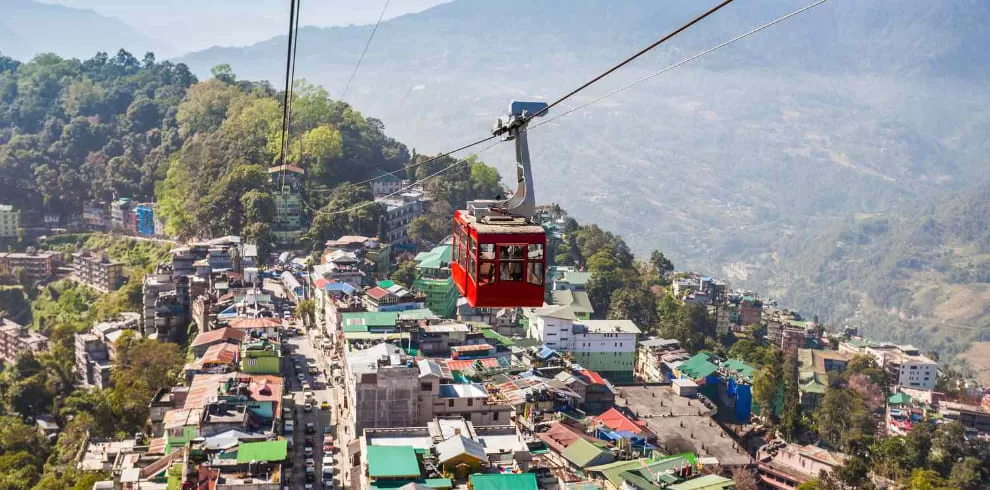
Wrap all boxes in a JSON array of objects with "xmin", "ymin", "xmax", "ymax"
[{"xmin": 39, "ymin": 0, "xmax": 452, "ymax": 54}]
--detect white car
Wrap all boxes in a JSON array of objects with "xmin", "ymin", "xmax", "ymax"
[
  {"xmin": 322, "ymin": 455, "xmax": 334, "ymax": 467},
  {"xmin": 304, "ymin": 402, "xmax": 313, "ymax": 412}
]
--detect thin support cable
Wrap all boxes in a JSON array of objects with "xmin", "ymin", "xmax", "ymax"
[{"xmin": 340, "ymin": 0, "xmax": 391, "ymax": 100}]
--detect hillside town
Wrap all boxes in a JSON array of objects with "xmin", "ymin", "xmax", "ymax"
[{"xmin": 2, "ymin": 181, "xmax": 989, "ymax": 490}]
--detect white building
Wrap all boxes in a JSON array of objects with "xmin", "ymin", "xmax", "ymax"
[
  {"xmin": 867, "ymin": 344, "xmax": 937, "ymax": 390},
  {"xmin": 527, "ymin": 304, "xmax": 640, "ymax": 382},
  {"xmin": 376, "ymin": 191, "xmax": 424, "ymax": 247},
  {"xmin": 0, "ymin": 204, "xmax": 20, "ymax": 238}
]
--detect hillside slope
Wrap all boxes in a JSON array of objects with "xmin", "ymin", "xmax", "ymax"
[
  {"xmin": 0, "ymin": 0, "xmax": 171, "ymax": 60},
  {"xmin": 755, "ymin": 183, "xmax": 990, "ymax": 371},
  {"xmin": 173, "ymin": 0, "xmax": 990, "ymax": 272}
]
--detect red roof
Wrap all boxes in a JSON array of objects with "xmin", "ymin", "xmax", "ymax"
[
  {"xmin": 594, "ymin": 408, "xmax": 651, "ymax": 436},
  {"xmin": 366, "ymin": 286, "xmax": 389, "ymax": 300},
  {"xmin": 314, "ymin": 278, "xmax": 328, "ymax": 289},
  {"xmin": 184, "ymin": 373, "xmax": 283, "ymax": 412},
  {"xmin": 579, "ymin": 370, "xmax": 606, "ymax": 385},
  {"xmin": 447, "ymin": 358, "xmax": 500, "ymax": 371},
  {"xmin": 536, "ymin": 422, "xmax": 604, "ymax": 454},
  {"xmin": 200, "ymin": 343, "xmax": 239, "ymax": 365},
  {"xmin": 228, "ymin": 317, "xmax": 282, "ymax": 330},
  {"xmin": 191, "ymin": 327, "xmax": 245, "ymax": 348}
]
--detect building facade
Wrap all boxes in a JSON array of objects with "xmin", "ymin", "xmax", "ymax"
[
  {"xmin": 0, "ymin": 318, "xmax": 49, "ymax": 364},
  {"xmin": 413, "ymin": 244, "xmax": 458, "ymax": 319},
  {"xmin": 0, "ymin": 204, "xmax": 20, "ymax": 238},
  {"xmin": 866, "ymin": 344, "xmax": 937, "ymax": 390},
  {"xmin": 376, "ymin": 192, "xmax": 424, "ymax": 247},
  {"xmin": 0, "ymin": 250, "xmax": 58, "ymax": 281},
  {"xmin": 528, "ymin": 305, "xmax": 640, "ymax": 382},
  {"xmin": 73, "ymin": 251, "xmax": 125, "ymax": 292}
]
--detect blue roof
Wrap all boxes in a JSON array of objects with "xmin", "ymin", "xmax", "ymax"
[
  {"xmin": 325, "ymin": 282, "xmax": 357, "ymax": 294},
  {"xmin": 537, "ymin": 346, "xmax": 558, "ymax": 359}
]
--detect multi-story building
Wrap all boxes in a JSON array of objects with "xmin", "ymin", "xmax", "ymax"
[
  {"xmin": 528, "ymin": 305, "xmax": 641, "ymax": 382},
  {"xmin": 75, "ymin": 333, "xmax": 112, "ymax": 389},
  {"xmin": 72, "ymin": 250, "xmax": 125, "ymax": 292},
  {"xmin": 0, "ymin": 250, "xmax": 59, "ymax": 281},
  {"xmin": 268, "ymin": 165, "xmax": 306, "ymax": 245},
  {"xmin": 81, "ymin": 202, "xmax": 108, "ymax": 230},
  {"xmin": 110, "ymin": 198, "xmax": 137, "ymax": 232},
  {"xmin": 142, "ymin": 267, "xmax": 190, "ymax": 342},
  {"xmin": 737, "ymin": 296, "xmax": 763, "ymax": 326},
  {"xmin": 866, "ymin": 344, "xmax": 937, "ymax": 390},
  {"xmin": 413, "ymin": 244, "xmax": 458, "ymax": 318},
  {"xmin": 757, "ymin": 443, "xmax": 844, "ymax": 489},
  {"xmin": 635, "ymin": 338, "xmax": 686, "ymax": 383},
  {"xmin": 370, "ymin": 171, "xmax": 403, "ymax": 197},
  {"xmin": 376, "ymin": 191, "xmax": 424, "ymax": 248},
  {"xmin": 135, "ymin": 204, "xmax": 155, "ymax": 236},
  {"xmin": 239, "ymin": 340, "xmax": 281, "ymax": 374},
  {"xmin": 0, "ymin": 204, "xmax": 20, "ymax": 238},
  {"xmin": 0, "ymin": 318, "xmax": 48, "ymax": 364},
  {"xmin": 938, "ymin": 401, "xmax": 990, "ymax": 435},
  {"xmin": 363, "ymin": 283, "xmax": 425, "ymax": 312}
]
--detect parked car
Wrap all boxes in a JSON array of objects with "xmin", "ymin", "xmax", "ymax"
[
  {"xmin": 304, "ymin": 402, "xmax": 313, "ymax": 412},
  {"xmin": 320, "ymin": 400, "xmax": 330, "ymax": 410},
  {"xmin": 303, "ymin": 446, "xmax": 313, "ymax": 457},
  {"xmin": 305, "ymin": 458, "xmax": 316, "ymax": 467},
  {"xmin": 305, "ymin": 422, "xmax": 316, "ymax": 434},
  {"xmin": 305, "ymin": 467, "xmax": 315, "ymax": 482}
]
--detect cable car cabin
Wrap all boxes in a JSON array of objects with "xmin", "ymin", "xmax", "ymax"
[{"xmin": 451, "ymin": 210, "xmax": 547, "ymax": 308}]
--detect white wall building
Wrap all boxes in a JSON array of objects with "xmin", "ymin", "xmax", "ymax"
[
  {"xmin": 527, "ymin": 305, "xmax": 640, "ymax": 382},
  {"xmin": 867, "ymin": 344, "xmax": 937, "ymax": 390}
]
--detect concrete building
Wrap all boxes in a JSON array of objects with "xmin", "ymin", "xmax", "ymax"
[
  {"xmin": 757, "ymin": 442, "xmax": 844, "ymax": 489},
  {"xmin": 938, "ymin": 401, "xmax": 990, "ymax": 435},
  {"xmin": 73, "ymin": 250, "xmax": 125, "ymax": 292},
  {"xmin": 110, "ymin": 198, "xmax": 137, "ymax": 232},
  {"xmin": 376, "ymin": 191, "xmax": 424, "ymax": 248},
  {"xmin": 268, "ymin": 165, "xmax": 306, "ymax": 245},
  {"xmin": 142, "ymin": 267, "xmax": 190, "ymax": 342},
  {"xmin": 635, "ymin": 338, "xmax": 686, "ymax": 383},
  {"xmin": 412, "ymin": 244, "xmax": 458, "ymax": 319},
  {"xmin": 0, "ymin": 318, "xmax": 48, "ymax": 364},
  {"xmin": 135, "ymin": 204, "xmax": 156, "ymax": 236},
  {"xmin": 528, "ymin": 305, "xmax": 641, "ymax": 382},
  {"xmin": 362, "ymin": 284, "xmax": 425, "ymax": 312},
  {"xmin": 796, "ymin": 349, "xmax": 856, "ymax": 410},
  {"xmin": 550, "ymin": 289, "xmax": 593, "ymax": 320},
  {"xmin": 0, "ymin": 250, "xmax": 59, "ymax": 281},
  {"xmin": 615, "ymin": 385, "xmax": 752, "ymax": 468},
  {"xmin": 82, "ymin": 202, "xmax": 108, "ymax": 230},
  {"xmin": 369, "ymin": 171, "xmax": 403, "ymax": 197},
  {"xmin": 75, "ymin": 313, "xmax": 142, "ymax": 388},
  {"xmin": 344, "ymin": 343, "xmax": 423, "ymax": 433},
  {"xmin": 866, "ymin": 344, "xmax": 937, "ymax": 390},
  {"xmin": 0, "ymin": 204, "xmax": 20, "ymax": 238}
]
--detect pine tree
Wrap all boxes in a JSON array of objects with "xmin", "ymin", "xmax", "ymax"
[{"xmin": 780, "ymin": 350, "xmax": 802, "ymax": 440}]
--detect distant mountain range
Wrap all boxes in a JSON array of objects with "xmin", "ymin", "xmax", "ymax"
[{"xmin": 0, "ymin": 0, "xmax": 171, "ymax": 61}]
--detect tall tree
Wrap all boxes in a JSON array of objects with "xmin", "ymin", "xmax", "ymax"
[
  {"xmin": 779, "ymin": 350, "xmax": 803, "ymax": 441},
  {"xmin": 753, "ymin": 350, "xmax": 784, "ymax": 424}
]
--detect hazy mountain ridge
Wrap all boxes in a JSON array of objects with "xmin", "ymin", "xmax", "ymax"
[{"xmin": 0, "ymin": 0, "xmax": 171, "ymax": 61}]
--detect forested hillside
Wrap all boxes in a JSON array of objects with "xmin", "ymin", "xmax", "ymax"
[{"xmin": 755, "ymin": 183, "xmax": 990, "ymax": 373}]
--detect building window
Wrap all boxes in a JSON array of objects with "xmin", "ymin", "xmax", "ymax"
[
  {"xmin": 448, "ymin": 399, "xmax": 454, "ymax": 407},
  {"xmin": 467, "ymin": 399, "xmax": 474, "ymax": 407},
  {"xmin": 494, "ymin": 411, "xmax": 500, "ymax": 421},
  {"xmin": 421, "ymin": 383, "xmax": 432, "ymax": 391}
]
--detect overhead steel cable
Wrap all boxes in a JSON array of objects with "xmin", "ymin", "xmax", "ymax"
[
  {"xmin": 529, "ymin": 0, "xmax": 829, "ymax": 131},
  {"xmin": 307, "ymin": 134, "xmax": 499, "ymax": 193},
  {"xmin": 346, "ymin": 0, "xmax": 739, "ymax": 192},
  {"xmin": 278, "ymin": 0, "xmax": 299, "ymax": 170},
  {"xmin": 340, "ymin": 0, "xmax": 391, "ymax": 100},
  {"xmin": 301, "ymin": 140, "xmax": 503, "ymax": 216},
  {"xmin": 530, "ymin": 0, "xmax": 737, "ymax": 121}
]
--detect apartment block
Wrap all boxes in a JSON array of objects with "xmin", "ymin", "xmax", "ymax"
[{"xmin": 73, "ymin": 250, "xmax": 125, "ymax": 292}]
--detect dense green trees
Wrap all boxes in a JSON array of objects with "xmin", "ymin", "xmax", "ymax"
[{"xmin": 0, "ymin": 50, "xmax": 195, "ymax": 223}]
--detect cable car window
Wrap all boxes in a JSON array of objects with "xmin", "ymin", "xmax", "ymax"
[
  {"xmin": 479, "ymin": 261, "xmax": 495, "ymax": 285},
  {"xmin": 499, "ymin": 245, "xmax": 524, "ymax": 260},
  {"xmin": 528, "ymin": 244, "xmax": 544, "ymax": 260},
  {"xmin": 527, "ymin": 262, "xmax": 544, "ymax": 286},
  {"xmin": 469, "ymin": 254, "xmax": 477, "ymax": 282},
  {"xmin": 469, "ymin": 235, "xmax": 477, "ymax": 256},
  {"xmin": 480, "ymin": 244, "xmax": 496, "ymax": 260},
  {"xmin": 500, "ymin": 262, "xmax": 524, "ymax": 282}
]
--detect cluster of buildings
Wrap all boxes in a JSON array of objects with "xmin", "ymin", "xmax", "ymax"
[
  {"xmin": 75, "ymin": 312, "xmax": 141, "ymax": 389},
  {"xmin": 0, "ymin": 316, "xmax": 49, "ymax": 364}
]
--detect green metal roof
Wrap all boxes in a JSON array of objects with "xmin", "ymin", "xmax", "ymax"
[
  {"xmin": 236, "ymin": 440, "xmax": 287, "ymax": 462},
  {"xmin": 469, "ymin": 473, "xmax": 538, "ymax": 490},
  {"xmin": 678, "ymin": 353, "xmax": 719, "ymax": 380},
  {"xmin": 481, "ymin": 328, "xmax": 515, "ymax": 347},
  {"xmin": 668, "ymin": 474, "xmax": 735, "ymax": 490},
  {"xmin": 343, "ymin": 311, "xmax": 399, "ymax": 328},
  {"xmin": 378, "ymin": 280, "xmax": 397, "ymax": 288},
  {"xmin": 587, "ymin": 458, "xmax": 656, "ymax": 489},
  {"xmin": 343, "ymin": 323, "xmax": 370, "ymax": 333},
  {"xmin": 889, "ymin": 392, "xmax": 912, "ymax": 405},
  {"xmin": 367, "ymin": 445, "xmax": 421, "ymax": 478},
  {"xmin": 800, "ymin": 378, "xmax": 828, "ymax": 395},
  {"xmin": 561, "ymin": 438, "xmax": 614, "ymax": 468},
  {"xmin": 722, "ymin": 359, "xmax": 756, "ymax": 381},
  {"xmin": 415, "ymin": 245, "xmax": 451, "ymax": 270}
]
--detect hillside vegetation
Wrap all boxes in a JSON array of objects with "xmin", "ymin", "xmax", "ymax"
[{"xmin": 755, "ymin": 183, "xmax": 990, "ymax": 372}]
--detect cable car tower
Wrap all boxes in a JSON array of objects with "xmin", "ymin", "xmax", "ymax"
[{"xmin": 451, "ymin": 101, "xmax": 550, "ymax": 308}]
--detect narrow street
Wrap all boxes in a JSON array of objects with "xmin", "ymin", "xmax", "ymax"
[{"xmin": 282, "ymin": 320, "xmax": 338, "ymax": 489}]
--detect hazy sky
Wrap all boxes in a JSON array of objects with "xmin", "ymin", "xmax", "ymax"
[{"xmin": 39, "ymin": 0, "xmax": 452, "ymax": 54}]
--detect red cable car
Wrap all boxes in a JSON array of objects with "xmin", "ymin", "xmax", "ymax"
[{"xmin": 451, "ymin": 101, "xmax": 549, "ymax": 308}]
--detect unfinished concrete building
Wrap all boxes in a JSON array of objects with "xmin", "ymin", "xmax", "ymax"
[{"xmin": 344, "ymin": 343, "xmax": 423, "ymax": 433}]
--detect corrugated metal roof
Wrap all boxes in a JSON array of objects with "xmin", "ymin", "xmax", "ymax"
[
  {"xmin": 366, "ymin": 445, "xmax": 421, "ymax": 478},
  {"xmin": 469, "ymin": 473, "xmax": 537, "ymax": 490}
]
